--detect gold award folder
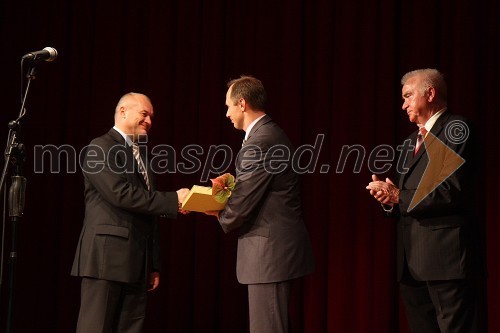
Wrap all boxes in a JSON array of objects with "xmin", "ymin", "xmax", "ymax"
[{"xmin": 181, "ymin": 185, "xmax": 227, "ymax": 212}]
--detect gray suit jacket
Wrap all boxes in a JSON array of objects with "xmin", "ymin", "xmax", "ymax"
[
  {"xmin": 388, "ymin": 111, "xmax": 484, "ymax": 281},
  {"xmin": 71, "ymin": 129, "xmax": 178, "ymax": 284},
  {"xmin": 219, "ymin": 115, "xmax": 315, "ymax": 284}
]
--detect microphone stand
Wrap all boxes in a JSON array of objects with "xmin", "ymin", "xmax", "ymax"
[{"xmin": 0, "ymin": 63, "xmax": 36, "ymax": 333}]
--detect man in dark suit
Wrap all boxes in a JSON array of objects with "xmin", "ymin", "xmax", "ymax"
[
  {"xmin": 367, "ymin": 69, "xmax": 486, "ymax": 332},
  {"xmin": 71, "ymin": 92, "xmax": 190, "ymax": 333},
  {"xmin": 206, "ymin": 76, "xmax": 315, "ymax": 333}
]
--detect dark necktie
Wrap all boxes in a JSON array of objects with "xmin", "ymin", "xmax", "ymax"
[{"xmin": 132, "ymin": 143, "xmax": 150, "ymax": 190}]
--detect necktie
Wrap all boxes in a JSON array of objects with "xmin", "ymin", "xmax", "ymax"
[
  {"xmin": 414, "ymin": 127, "xmax": 428, "ymax": 155},
  {"xmin": 132, "ymin": 143, "xmax": 150, "ymax": 190}
]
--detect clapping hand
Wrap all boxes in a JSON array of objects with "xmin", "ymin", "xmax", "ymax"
[{"xmin": 366, "ymin": 174, "xmax": 399, "ymax": 205}]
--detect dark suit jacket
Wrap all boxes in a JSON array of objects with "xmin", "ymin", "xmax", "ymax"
[
  {"xmin": 219, "ymin": 115, "xmax": 315, "ymax": 284},
  {"xmin": 388, "ymin": 111, "xmax": 484, "ymax": 281},
  {"xmin": 71, "ymin": 129, "xmax": 178, "ymax": 284}
]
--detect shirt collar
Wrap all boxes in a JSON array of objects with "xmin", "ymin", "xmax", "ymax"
[
  {"xmin": 422, "ymin": 107, "xmax": 446, "ymax": 133},
  {"xmin": 113, "ymin": 126, "xmax": 134, "ymax": 147},
  {"xmin": 244, "ymin": 114, "xmax": 266, "ymax": 140}
]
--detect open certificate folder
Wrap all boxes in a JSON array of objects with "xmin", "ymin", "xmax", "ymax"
[{"xmin": 181, "ymin": 185, "xmax": 227, "ymax": 212}]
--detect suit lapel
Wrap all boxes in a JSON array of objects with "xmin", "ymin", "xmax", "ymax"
[
  {"xmin": 399, "ymin": 132, "xmax": 418, "ymax": 189},
  {"xmin": 108, "ymin": 128, "xmax": 151, "ymax": 190},
  {"xmin": 108, "ymin": 128, "xmax": 127, "ymax": 145},
  {"xmin": 245, "ymin": 115, "xmax": 272, "ymax": 143},
  {"xmin": 398, "ymin": 111, "xmax": 451, "ymax": 187},
  {"xmin": 237, "ymin": 115, "xmax": 272, "ymax": 172}
]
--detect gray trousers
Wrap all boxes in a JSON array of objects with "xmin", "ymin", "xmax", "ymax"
[
  {"xmin": 76, "ymin": 277, "xmax": 147, "ymax": 333},
  {"xmin": 248, "ymin": 281, "xmax": 291, "ymax": 333},
  {"xmin": 399, "ymin": 263, "xmax": 485, "ymax": 333}
]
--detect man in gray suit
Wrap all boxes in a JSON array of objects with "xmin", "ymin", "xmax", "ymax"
[
  {"xmin": 72, "ymin": 92, "xmax": 190, "ymax": 333},
  {"xmin": 367, "ymin": 69, "xmax": 486, "ymax": 332},
  {"xmin": 207, "ymin": 76, "xmax": 315, "ymax": 333}
]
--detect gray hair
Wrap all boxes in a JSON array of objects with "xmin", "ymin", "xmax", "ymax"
[{"xmin": 401, "ymin": 68, "xmax": 447, "ymax": 103}]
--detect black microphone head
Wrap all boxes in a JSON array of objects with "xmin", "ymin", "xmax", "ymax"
[{"xmin": 22, "ymin": 47, "xmax": 58, "ymax": 62}]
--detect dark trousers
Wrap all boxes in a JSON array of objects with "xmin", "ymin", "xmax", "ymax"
[
  {"xmin": 248, "ymin": 281, "xmax": 291, "ymax": 333},
  {"xmin": 76, "ymin": 277, "xmax": 147, "ymax": 333},
  {"xmin": 399, "ymin": 266, "xmax": 485, "ymax": 333}
]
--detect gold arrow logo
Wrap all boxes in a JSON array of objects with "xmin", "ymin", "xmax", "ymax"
[{"xmin": 408, "ymin": 130, "xmax": 466, "ymax": 211}]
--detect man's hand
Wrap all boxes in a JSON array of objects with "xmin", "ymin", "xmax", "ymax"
[
  {"xmin": 176, "ymin": 188, "xmax": 191, "ymax": 213},
  {"xmin": 366, "ymin": 174, "xmax": 399, "ymax": 205},
  {"xmin": 147, "ymin": 272, "xmax": 160, "ymax": 291}
]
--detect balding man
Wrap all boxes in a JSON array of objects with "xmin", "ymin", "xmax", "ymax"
[{"xmin": 72, "ymin": 92, "xmax": 190, "ymax": 333}]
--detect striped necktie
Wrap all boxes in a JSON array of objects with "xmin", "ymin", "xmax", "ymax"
[
  {"xmin": 132, "ymin": 143, "xmax": 150, "ymax": 190},
  {"xmin": 414, "ymin": 127, "xmax": 428, "ymax": 155}
]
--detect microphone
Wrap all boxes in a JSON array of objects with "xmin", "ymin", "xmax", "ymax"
[{"xmin": 22, "ymin": 47, "xmax": 58, "ymax": 62}]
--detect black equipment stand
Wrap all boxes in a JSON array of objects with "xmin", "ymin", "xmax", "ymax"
[{"xmin": 0, "ymin": 64, "xmax": 37, "ymax": 333}]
